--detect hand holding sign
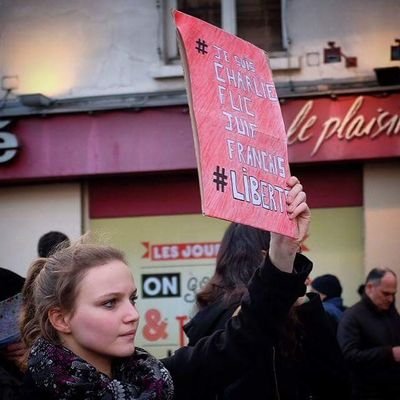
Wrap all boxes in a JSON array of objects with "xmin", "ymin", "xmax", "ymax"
[{"xmin": 269, "ymin": 176, "xmax": 310, "ymax": 273}]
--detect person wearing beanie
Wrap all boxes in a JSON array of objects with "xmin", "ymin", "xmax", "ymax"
[
  {"xmin": 0, "ymin": 267, "xmax": 26, "ymax": 399},
  {"xmin": 37, "ymin": 231, "xmax": 70, "ymax": 258},
  {"xmin": 311, "ymin": 274, "xmax": 346, "ymax": 332}
]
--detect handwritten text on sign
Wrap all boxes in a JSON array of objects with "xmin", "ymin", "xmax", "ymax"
[
  {"xmin": 213, "ymin": 46, "xmax": 288, "ymax": 211},
  {"xmin": 175, "ymin": 11, "xmax": 296, "ymax": 237}
]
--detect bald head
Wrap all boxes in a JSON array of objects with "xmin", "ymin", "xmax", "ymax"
[{"xmin": 365, "ymin": 268, "xmax": 397, "ymax": 311}]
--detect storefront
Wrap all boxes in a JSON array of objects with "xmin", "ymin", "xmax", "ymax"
[{"xmin": 1, "ymin": 89, "xmax": 399, "ymax": 357}]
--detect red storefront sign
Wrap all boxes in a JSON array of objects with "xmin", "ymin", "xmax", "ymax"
[
  {"xmin": 1, "ymin": 93, "xmax": 399, "ymax": 182},
  {"xmin": 0, "ymin": 107, "xmax": 196, "ymax": 182},
  {"xmin": 284, "ymin": 93, "xmax": 400, "ymax": 163},
  {"xmin": 141, "ymin": 241, "xmax": 220, "ymax": 261}
]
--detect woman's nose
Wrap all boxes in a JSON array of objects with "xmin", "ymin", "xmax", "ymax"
[{"xmin": 123, "ymin": 301, "xmax": 140, "ymax": 323}]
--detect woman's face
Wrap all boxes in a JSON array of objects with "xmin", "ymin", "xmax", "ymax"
[{"xmin": 63, "ymin": 260, "xmax": 139, "ymax": 374}]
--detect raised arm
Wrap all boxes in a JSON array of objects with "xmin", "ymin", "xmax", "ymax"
[{"xmin": 162, "ymin": 176, "xmax": 312, "ymax": 395}]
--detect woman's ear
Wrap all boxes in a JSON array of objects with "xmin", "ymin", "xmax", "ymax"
[{"xmin": 48, "ymin": 307, "xmax": 72, "ymax": 334}]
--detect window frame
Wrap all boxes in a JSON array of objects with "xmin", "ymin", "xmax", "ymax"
[{"xmin": 161, "ymin": 0, "xmax": 288, "ymax": 64}]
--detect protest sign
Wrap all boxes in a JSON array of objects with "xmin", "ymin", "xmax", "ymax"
[{"xmin": 174, "ymin": 10, "xmax": 297, "ymax": 238}]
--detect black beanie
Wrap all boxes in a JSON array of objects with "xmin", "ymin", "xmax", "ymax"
[
  {"xmin": 37, "ymin": 231, "xmax": 70, "ymax": 258},
  {"xmin": 0, "ymin": 267, "xmax": 25, "ymax": 301},
  {"xmin": 311, "ymin": 274, "xmax": 342, "ymax": 299}
]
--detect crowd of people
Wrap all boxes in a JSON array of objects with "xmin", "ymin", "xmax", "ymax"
[{"xmin": 0, "ymin": 176, "xmax": 399, "ymax": 400}]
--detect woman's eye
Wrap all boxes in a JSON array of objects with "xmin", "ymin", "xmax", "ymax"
[
  {"xmin": 130, "ymin": 296, "xmax": 138, "ymax": 305},
  {"xmin": 103, "ymin": 299, "xmax": 116, "ymax": 309}
]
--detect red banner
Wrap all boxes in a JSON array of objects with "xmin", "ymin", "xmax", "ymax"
[
  {"xmin": 283, "ymin": 94, "xmax": 400, "ymax": 163},
  {"xmin": 1, "ymin": 93, "xmax": 399, "ymax": 183},
  {"xmin": 142, "ymin": 241, "xmax": 220, "ymax": 261}
]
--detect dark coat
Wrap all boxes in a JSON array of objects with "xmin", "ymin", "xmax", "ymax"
[
  {"xmin": 166, "ymin": 256, "xmax": 351, "ymax": 400},
  {"xmin": 0, "ymin": 359, "xmax": 23, "ymax": 400},
  {"xmin": 181, "ymin": 291, "xmax": 350, "ymax": 398},
  {"xmin": 162, "ymin": 253, "xmax": 316, "ymax": 399},
  {"xmin": 337, "ymin": 295, "xmax": 400, "ymax": 399}
]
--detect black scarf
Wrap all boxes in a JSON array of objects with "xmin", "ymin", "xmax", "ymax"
[{"xmin": 29, "ymin": 337, "xmax": 174, "ymax": 399}]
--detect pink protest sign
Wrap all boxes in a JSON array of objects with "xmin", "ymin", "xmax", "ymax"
[{"xmin": 174, "ymin": 10, "xmax": 297, "ymax": 238}]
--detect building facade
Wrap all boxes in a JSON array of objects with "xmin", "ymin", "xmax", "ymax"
[{"xmin": 1, "ymin": 0, "xmax": 399, "ymax": 356}]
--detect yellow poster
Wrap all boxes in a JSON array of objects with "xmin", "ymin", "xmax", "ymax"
[{"xmin": 90, "ymin": 206, "xmax": 363, "ymax": 358}]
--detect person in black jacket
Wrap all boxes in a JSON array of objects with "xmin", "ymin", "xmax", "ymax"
[
  {"xmin": 20, "ymin": 176, "xmax": 312, "ymax": 399},
  {"xmin": 0, "ymin": 268, "xmax": 26, "ymax": 400},
  {"xmin": 337, "ymin": 267, "xmax": 400, "ymax": 400},
  {"xmin": 37, "ymin": 231, "xmax": 70, "ymax": 258},
  {"xmin": 183, "ymin": 223, "xmax": 351, "ymax": 400}
]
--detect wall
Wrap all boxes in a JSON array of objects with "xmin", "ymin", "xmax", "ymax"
[
  {"xmin": 306, "ymin": 207, "xmax": 364, "ymax": 308},
  {"xmin": 364, "ymin": 160, "xmax": 400, "ymax": 308},
  {"xmin": 0, "ymin": 0, "xmax": 399, "ymax": 99},
  {"xmin": 0, "ymin": 0, "xmax": 182, "ymax": 97},
  {"xmin": 0, "ymin": 183, "xmax": 82, "ymax": 277},
  {"xmin": 282, "ymin": 0, "xmax": 400, "ymax": 82}
]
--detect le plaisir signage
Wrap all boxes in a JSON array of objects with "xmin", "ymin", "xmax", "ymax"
[
  {"xmin": 0, "ymin": 121, "xmax": 19, "ymax": 164},
  {"xmin": 282, "ymin": 93, "xmax": 400, "ymax": 163},
  {"xmin": 0, "ymin": 92, "xmax": 399, "ymax": 182}
]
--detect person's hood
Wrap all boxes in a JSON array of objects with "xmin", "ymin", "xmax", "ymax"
[
  {"xmin": 0, "ymin": 268, "xmax": 25, "ymax": 301},
  {"xmin": 183, "ymin": 300, "xmax": 237, "ymax": 346}
]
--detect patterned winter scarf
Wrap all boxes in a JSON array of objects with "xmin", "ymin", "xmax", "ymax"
[{"xmin": 29, "ymin": 337, "xmax": 174, "ymax": 400}]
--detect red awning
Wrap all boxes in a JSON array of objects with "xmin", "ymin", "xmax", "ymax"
[{"xmin": 1, "ymin": 92, "xmax": 399, "ymax": 182}]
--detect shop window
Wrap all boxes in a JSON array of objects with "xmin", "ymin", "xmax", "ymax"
[{"xmin": 160, "ymin": 0, "xmax": 286, "ymax": 64}]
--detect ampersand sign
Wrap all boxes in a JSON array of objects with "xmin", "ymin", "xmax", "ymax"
[{"xmin": 142, "ymin": 309, "xmax": 168, "ymax": 341}]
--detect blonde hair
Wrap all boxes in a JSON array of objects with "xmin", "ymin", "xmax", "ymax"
[{"xmin": 20, "ymin": 238, "xmax": 127, "ymax": 350}]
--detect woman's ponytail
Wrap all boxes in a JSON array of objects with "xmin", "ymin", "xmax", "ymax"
[{"xmin": 20, "ymin": 258, "xmax": 47, "ymax": 349}]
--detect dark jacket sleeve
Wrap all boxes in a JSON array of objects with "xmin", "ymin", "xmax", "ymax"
[
  {"xmin": 297, "ymin": 293, "xmax": 351, "ymax": 399},
  {"xmin": 0, "ymin": 363, "xmax": 23, "ymax": 400},
  {"xmin": 161, "ymin": 253, "xmax": 312, "ymax": 394}
]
